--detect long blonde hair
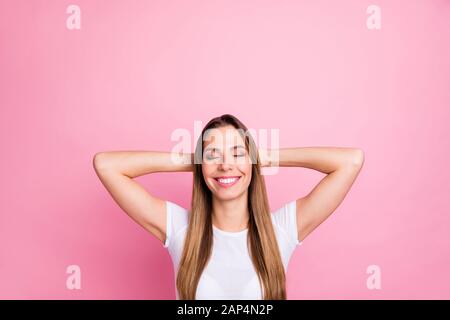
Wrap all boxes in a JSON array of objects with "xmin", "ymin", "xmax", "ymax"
[{"xmin": 176, "ymin": 114, "xmax": 286, "ymax": 299}]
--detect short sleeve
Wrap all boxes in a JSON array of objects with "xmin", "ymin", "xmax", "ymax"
[
  {"xmin": 271, "ymin": 200, "xmax": 302, "ymax": 246},
  {"xmin": 163, "ymin": 201, "xmax": 189, "ymax": 249}
]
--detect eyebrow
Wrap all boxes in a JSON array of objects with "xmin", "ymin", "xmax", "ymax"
[{"xmin": 204, "ymin": 145, "xmax": 246, "ymax": 152}]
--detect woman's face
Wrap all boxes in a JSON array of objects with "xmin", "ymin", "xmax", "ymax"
[{"xmin": 201, "ymin": 125, "xmax": 253, "ymax": 201}]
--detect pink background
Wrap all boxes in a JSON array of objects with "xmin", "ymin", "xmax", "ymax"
[{"xmin": 1, "ymin": 0, "xmax": 449, "ymax": 299}]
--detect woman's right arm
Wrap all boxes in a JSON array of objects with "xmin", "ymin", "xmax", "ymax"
[{"xmin": 92, "ymin": 151, "xmax": 194, "ymax": 245}]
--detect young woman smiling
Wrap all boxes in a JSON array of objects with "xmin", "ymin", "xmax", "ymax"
[{"xmin": 93, "ymin": 114, "xmax": 364, "ymax": 300}]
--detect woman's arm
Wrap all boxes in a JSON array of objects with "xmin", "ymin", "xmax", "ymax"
[
  {"xmin": 262, "ymin": 147, "xmax": 364, "ymax": 242},
  {"xmin": 93, "ymin": 151, "xmax": 194, "ymax": 244}
]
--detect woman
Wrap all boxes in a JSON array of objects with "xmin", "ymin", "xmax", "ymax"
[{"xmin": 93, "ymin": 114, "xmax": 364, "ymax": 300}]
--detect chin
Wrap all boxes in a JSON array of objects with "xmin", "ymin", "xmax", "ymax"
[
  {"xmin": 212, "ymin": 187, "xmax": 247, "ymax": 201},
  {"xmin": 213, "ymin": 192, "xmax": 242, "ymax": 201}
]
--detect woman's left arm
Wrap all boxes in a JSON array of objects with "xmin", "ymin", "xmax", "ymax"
[{"xmin": 262, "ymin": 147, "xmax": 365, "ymax": 242}]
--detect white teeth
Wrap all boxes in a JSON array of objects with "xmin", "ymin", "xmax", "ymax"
[{"xmin": 217, "ymin": 177, "xmax": 238, "ymax": 184}]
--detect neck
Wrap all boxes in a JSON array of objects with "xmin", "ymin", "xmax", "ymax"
[{"xmin": 211, "ymin": 191, "xmax": 249, "ymax": 232}]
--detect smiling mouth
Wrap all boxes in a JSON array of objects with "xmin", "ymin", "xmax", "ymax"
[{"xmin": 213, "ymin": 176, "xmax": 241, "ymax": 187}]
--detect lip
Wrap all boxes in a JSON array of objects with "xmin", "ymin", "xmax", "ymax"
[{"xmin": 213, "ymin": 176, "xmax": 241, "ymax": 188}]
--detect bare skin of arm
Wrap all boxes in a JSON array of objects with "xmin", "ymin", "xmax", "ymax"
[
  {"xmin": 262, "ymin": 147, "xmax": 365, "ymax": 242},
  {"xmin": 93, "ymin": 151, "xmax": 194, "ymax": 244}
]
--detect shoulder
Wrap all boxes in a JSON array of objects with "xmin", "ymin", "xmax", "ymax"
[
  {"xmin": 163, "ymin": 200, "xmax": 189, "ymax": 248},
  {"xmin": 271, "ymin": 200, "xmax": 302, "ymax": 246},
  {"xmin": 166, "ymin": 200, "xmax": 189, "ymax": 216}
]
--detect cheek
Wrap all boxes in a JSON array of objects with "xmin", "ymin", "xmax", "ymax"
[
  {"xmin": 238, "ymin": 164, "xmax": 252, "ymax": 178},
  {"xmin": 202, "ymin": 165, "xmax": 214, "ymax": 181}
]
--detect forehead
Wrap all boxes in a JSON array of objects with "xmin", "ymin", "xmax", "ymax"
[{"xmin": 203, "ymin": 126, "xmax": 246, "ymax": 148}]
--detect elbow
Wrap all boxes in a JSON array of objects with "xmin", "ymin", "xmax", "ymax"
[
  {"xmin": 351, "ymin": 148, "xmax": 365, "ymax": 168},
  {"xmin": 93, "ymin": 152, "xmax": 110, "ymax": 173}
]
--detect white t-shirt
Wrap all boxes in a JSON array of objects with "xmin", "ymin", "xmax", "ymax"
[{"xmin": 163, "ymin": 200, "xmax": 303, "ymax": 300}]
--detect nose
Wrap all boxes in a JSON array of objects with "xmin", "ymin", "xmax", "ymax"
[
  {"xmin": 218, "ymin": 161, "xmax": 232, "ymax": 171},
  {"xmin": 218, "ymin": 153, "xmax": 234, "ymax": 171}
]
